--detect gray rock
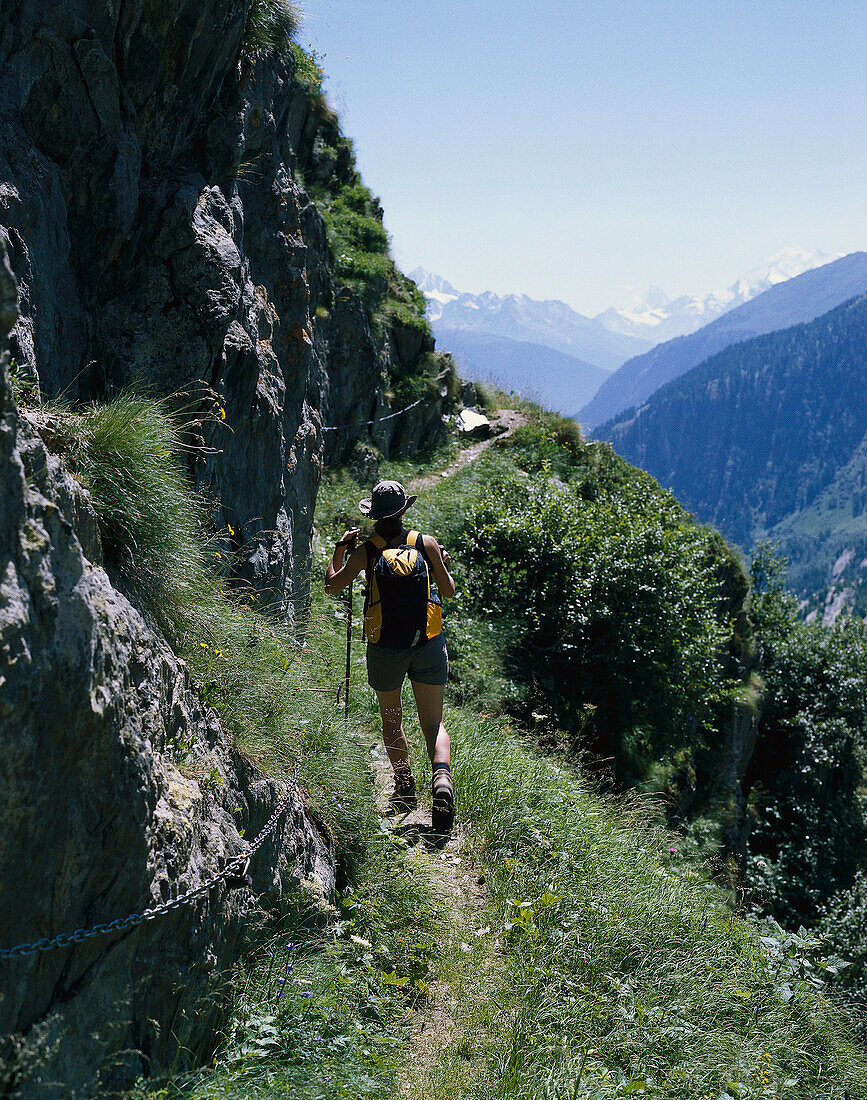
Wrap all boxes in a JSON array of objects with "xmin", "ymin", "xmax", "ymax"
[
  {"xmin": 348, "ymin": 442, "xmax": 381, "ymax": 486},
  {"xmin": 0, "ymin": 5, "xmax": 461, "ymax": 1091},
  {"xmin": 0, "ymin": 0, "xmax": 451, "ymax": 618},
  {"xmin": 0, "ymin": 350, "xmax": 335, "ymax": 1098},
  {"xmin": 457, "ymin": 407, "xmax": 492, "ymax": 439}
]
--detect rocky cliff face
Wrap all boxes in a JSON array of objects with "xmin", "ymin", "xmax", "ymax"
[
  {"xmin": 0, "ymin": 0, "xmax": 448, "ymax": 615},
  {"xmin": 0, "ymin": 3, "xmax": 449, "ymax": 1094},
  {"xmin": 0, "ymin": 245, "xmax": 335, "ymax": 1097}
]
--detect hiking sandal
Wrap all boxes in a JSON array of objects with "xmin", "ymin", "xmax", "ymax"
[{"xmin": 431, "ymin": 762, "xmax": 454, "ymax": 834}]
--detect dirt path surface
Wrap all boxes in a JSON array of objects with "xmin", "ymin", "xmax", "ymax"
[
  {"xmin": 368, "ymin": 747, "xmax": 494, "ymax": 1097},
  {"xmin": 362, "ymin": 415, "xmax": 521, "ymax": 1092},
  {"xmin": 409, "ymin": 409, "xmax": 527, "ymax": 493}
]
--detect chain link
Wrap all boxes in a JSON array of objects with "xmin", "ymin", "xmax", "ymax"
[
  {"xmin": 0, "ymin": 783, "xmax": 297, "ymax": 960},
  {"xmin": 321, "ymin": 397, "xmax": 424, "ymax": 432}
]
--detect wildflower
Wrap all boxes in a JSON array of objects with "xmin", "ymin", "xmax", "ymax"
[
  {"xmin": 215, "ymin": 552, "xmax": 222, "ymax": 559},
  {"xmin": 200, "ymin": 642, "xmax": 209, "ymax": 649},
  {"xmin": 756, "ymin": 859, "xmax": 767, "ymax": 869},
  {"xmin": 228, "ymin": 523, "xmax": 235, "ymax": 536},
  {"xmin": 300, "ymin": 992, "xmax": 312, "ymax": 999},
  {"xmin": 218, "ymin": 405, "xmax": 226, "ymax": 420},
  {"xmin": 668, "ymin": 847, "xmax": 677, "ymax": 855}
]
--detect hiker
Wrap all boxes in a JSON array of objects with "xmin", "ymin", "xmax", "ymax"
[{"xmin": 324, "ymin": 480, "xmax": 456, "ymax": 832}]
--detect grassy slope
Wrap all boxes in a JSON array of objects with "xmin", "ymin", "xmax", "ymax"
[
  {"xmin": 311, "ymin": 429, "xmax": 867, "ymax": 1100},
  {"xmin": 48, "ymin": 392, "xmax": 867, "ymax": 1099}
]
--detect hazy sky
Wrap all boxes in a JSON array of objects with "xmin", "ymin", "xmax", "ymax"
[{"xmin": 302, "ymin": 1, "xmax": 867, "ymax": 315}]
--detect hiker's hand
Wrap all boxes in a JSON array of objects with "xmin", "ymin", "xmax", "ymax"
[
  {"xmin": 338, "ymin": 529, "xmax": 360, "ymax": 550},
  {"xmin": 440, "ymin": 544, "xmax": 451, "ymax": 567}
]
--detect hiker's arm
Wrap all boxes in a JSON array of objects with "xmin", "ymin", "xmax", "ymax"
[
  {"xmin": 424, "ymin": 536, "xmax": 455, "ymax": 598},
  {"xmin": 325, "ymin": 530, "xmax": 365, "ymax": 595}
]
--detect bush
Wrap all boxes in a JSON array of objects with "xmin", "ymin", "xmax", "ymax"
[
  {"xmin": 743, "ymin": 546, "xmax": 867, "ymax": 926},
  {"xmin": 289, "ymin": 41, "xmax": 324, "ymax": 93},
  {"xmin": 456, "ymin": 463, "xmax": 736, "ymax": 776}
]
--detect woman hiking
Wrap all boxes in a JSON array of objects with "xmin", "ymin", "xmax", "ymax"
[{"xmin": 325, "ymin": 480, "xmax": 456, "ymax": 833}]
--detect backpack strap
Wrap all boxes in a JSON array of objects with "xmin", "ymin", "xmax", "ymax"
[
  {"xmin": 363, "ymin": 535, "xmax": 388, "ymax": 613},
  {"xmin": 365, "ymin": 533, "xmax": 387, "ymax": 567},
  {"xmin": 405, "ymin": 530, "xmax": 429, "ymax": 563}
]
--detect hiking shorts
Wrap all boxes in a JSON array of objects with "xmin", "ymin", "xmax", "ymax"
[{"xmin": 366, "ymin": 633, "xmax": 449, "ymax": 693}]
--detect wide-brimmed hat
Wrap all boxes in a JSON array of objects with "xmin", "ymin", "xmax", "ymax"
[{"xmin": 358, "ymin": 480, "xmax": 417, "ymax": 520}]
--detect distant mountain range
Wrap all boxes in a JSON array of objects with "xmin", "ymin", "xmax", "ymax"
[
  {"xmin": 597, "ymin": 248, "xmax": 844, "ymax": 344},
  {"xmin": 580, "ymin": 252, "xmax": 867, "ymax": 427},
  {"xmin": 413, "ymin": 251, "xmax": 856, "ymax": 417},
  {"xmin": 433, "ymin": 329, "xmax": 611, "ymax": 416},
  {"xmin": 599, "ymin": 293, "xmax": 867, "ymax": 620},
  {"xmin": 411, "ymin": 269, "xmax": 651, "ymax": 372}
]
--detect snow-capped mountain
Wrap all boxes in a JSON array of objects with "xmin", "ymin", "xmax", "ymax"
[
  {"xmin": 595, "ymin": 249, "xmax": 846, "ymax": 344},
  {"xmin": 409, "ymin": 269, "xmax": 651, "ymax": 372}
]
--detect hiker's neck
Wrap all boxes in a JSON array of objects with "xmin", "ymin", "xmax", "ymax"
[{"xmin": 375, "ymin": 517, "xmax": 406, "ymax": 541}]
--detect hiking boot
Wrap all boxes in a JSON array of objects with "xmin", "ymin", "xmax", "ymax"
[
  {"xmin": 389, "ymin": 771, "xmax": 417, "ymax": 813},
  {"xmin": 431, "ymin": 763, "xmax": 455, "ymax": 834}
]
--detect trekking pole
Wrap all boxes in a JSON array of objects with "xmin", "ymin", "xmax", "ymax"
[{"xmin": 344, "ymin": 577, "xmax": 352, "ymax": 722}]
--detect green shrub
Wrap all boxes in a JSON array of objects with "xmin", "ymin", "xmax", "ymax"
[
  {"xmin": 743, "ymin": 546, "xmax": 867, "ymax": 927},
  {"xmin": 456, "ymin": 460, "xmax": 736, "ymax": 776},
  {"xmin": 289, "ymin": 41, "xmax": 324, "ymax": 93}
]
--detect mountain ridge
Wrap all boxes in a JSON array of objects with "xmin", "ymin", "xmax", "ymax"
[
  {"xmin": 434, "ymin": 326, "xmax": 611, "ymax": 413},
  {"xmin": 599, "ymin": 292, "xmax": 867, "ymax": 615},
  {"xmin": 580, "ymin": 252, "xmax": 867, "ymax": 427},
  {"xmin": 598, "ymin": 248, "xmax": 845, "ymax": 344},
  {"xmin": 411, "ymin": 268, "xmax": 651, "ymax": 371}
]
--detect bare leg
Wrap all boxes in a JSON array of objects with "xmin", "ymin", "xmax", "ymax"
[
  {"xmin": 412, "ymin": 680, "xmax": 453, "ymax": 832},
  {"xmin": 375, "ymin": 687, "xmax": 411, "ymax": 775},
  {"xmin": 410, "ymin": 680, "xmax": 450, "ymax": 767}
]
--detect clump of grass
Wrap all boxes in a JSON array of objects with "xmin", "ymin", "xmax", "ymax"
[
  {"xmin": 242, "ymin": 0, "xmax": 302, "ymax": 65},
  {"xmin": 290, "ymin": 41, "xmax": 324, "ymax": 93},
  {"xmin": 34, "ymin": 391, "xmax": 210, "ymax": 639}
]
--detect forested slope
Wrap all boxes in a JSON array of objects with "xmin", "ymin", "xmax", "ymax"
[
  {"xmin": 599, "ymin": 294, "xmax": 867, "ymax": 609},
  {"xmin": 580, "ymin": 252, "xmax": 867, "ymax": 427}
]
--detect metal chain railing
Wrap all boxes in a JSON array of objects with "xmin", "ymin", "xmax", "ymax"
[
  {"xmin": 0, "ymin": 781, "xmax": 297, "ymax": 960},
  {"xmin": 321, "ymin": 397, "xmax": 424, "ymax": 432}
]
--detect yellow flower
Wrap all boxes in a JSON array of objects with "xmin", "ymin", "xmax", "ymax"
[
  {"xmin": 215, "ymin": 552, "xmax": 222, "ymax": 559},
  {"xmin": 218, "ymin": 405, "xmax": 226, "ymax": 420},
  {"xmin": 228, "ymin": 523, "xmax": 235, "ymax": 536},
  {"xmin": 200, "ymin": 642, "xmax": 209, "ymax": 649}
]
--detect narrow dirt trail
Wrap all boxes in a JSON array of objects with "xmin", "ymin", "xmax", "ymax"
[
  {"xmin": 408, "ymin": 408, "xmax": 526, "ymax": 493},
  {"xmin": 360, "ymin": 412, "xmax": 525, "ymax": 1094},
  {"xmin": 367, "ymin": 747, "xmax": 498, "ymax": 1098}
]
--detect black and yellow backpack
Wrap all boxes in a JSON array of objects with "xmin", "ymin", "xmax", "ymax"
[{"xmin": 363, "ymin": 531, "xmax": 442, "ymax": 648}]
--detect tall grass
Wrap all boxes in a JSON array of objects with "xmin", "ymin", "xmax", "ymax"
[
  {"xmin": 403, "ymin": 705, "xmax": 867, "ymax": 1098},
  {"xmin": 242, "ymin": 0, "xmax": 301, "ymax": 64},
  {"xmin": 40, "ymin": 392, "xmax": 211, "ymax": 638}
]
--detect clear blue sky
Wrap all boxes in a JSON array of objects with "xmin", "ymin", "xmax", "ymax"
[{"xmin": 302, "ymin": 1, "xmax": 867, "ymax": 315}]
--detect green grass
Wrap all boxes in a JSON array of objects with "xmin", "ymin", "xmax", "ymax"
[
  {"xmin": 242, "ymin": 0, "xmax": 301, "ymax": 65},
  {"xmin": 407, "ymin": 704, "xmax": 867, "ymax": 1098},
  {"xmin": 315, "ymin": 437, "xmax": 867, "ymax": 1100},
  {"xmin": 38, "ymin": 392, "xmax": 867, "ymax": 1098}
]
